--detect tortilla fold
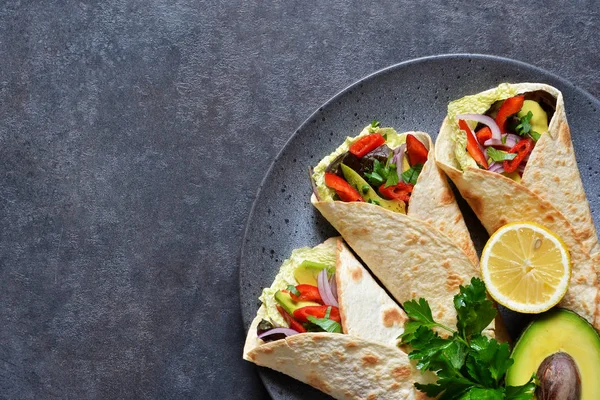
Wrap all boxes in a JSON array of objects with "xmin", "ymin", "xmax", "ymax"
[
  {"xmin": 246, "ymin": 333, "xmax": 433, "ymax": 400},
  {"xmin": 336, "ymin": 239, "xmax": 407, "ymax": 347},
  {"xmin": 435, "ymin": 82, "xmax": 600, "ymax": 329},
  {"xmin": 312, "ymin": 197, "xmax": 481, "ymax": 332},
  {"xmin": 243, "ymin": 238, "xmax": 435, "ymax": 399},
  {"xmin": 311, "ymin": 131, "xmax": 507, "ymax": 335}
]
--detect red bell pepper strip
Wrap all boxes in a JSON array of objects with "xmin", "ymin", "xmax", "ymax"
[
  {"xmin": 503, "ymin": 138, "xmax": 534, "ymax": 173},
  {"xmin": 349, "ymin": 133, "xmax": 386, "ymax": 158},
  {"xmin": 495, "ymin": 95, "xmax": 524, "ymax": 133},
  {"xmin": 405, "ymin": 134, "xmax": 429, "ymax": 166},
  {"xmin": 293, "ymin": 305, "xmax": 341, "ymax": 323},
  {"xmin": 289, "ymin": 284, "xmax": 323, "ymax": 304},
  {"xmin": 378, "ymin": 182, "xmax": 414, "ymax": 203},
  {"xmin": 324, "ymin": 172, "xmax": 364, "ymax": 202},
  {"xmin": 458, "ymin": 120, "xmax": 488, "ymax": 169},
  {"xmin": 276, "ymin": 305, "xmax": 307, "ymax": 333},
  {"xmin": 475, "ymin": 127, "xmax": 492, "ymax": 145}
]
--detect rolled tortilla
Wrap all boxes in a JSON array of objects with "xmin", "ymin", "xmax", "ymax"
[
  {"xmin": 311, "ymin": 130, "xmax": 506, "ymax": 335},
  {"xmin": 435, "ymin": 82, "xmax": 600, "ymax": 330},
  {"xmin": 313, "ymin": 197, "xmax": 487, "ymax": 333},
  {"xmin": 246, "ymin": 333, "xmax": 434, "ymax": 400},
  {"xmin": 336, "ymin": 240, "xmax": 407, "ymax": 347},
  {"xmin": 243, "ymin": 238, "xmax": 435, "ymax": 399},
  {"xmin": 313, "ymin": 129, "xmax": 478, "ymax": 266}
]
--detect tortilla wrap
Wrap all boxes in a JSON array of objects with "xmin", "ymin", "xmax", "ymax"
[
  {"xmin": 243, "ymin": 238, "xmax": 435, "ymax": 399},
  {"xmin": 246, "ymin": 333, "xmax": 433, "ymax": 400},
  {"xmin": 311, "ymin": 129, "xmax": 508, "ymax": 337},
  {"xmin": 435, "ymin": 82, "xmax": 600, "ymax": 330},
  {"xmin": 313, "ymin": 129, "xmax": 477, "ymax": 265},
  {"xmin": 336, "ymin": 239, "xmax": 407, "ymax": 347}
]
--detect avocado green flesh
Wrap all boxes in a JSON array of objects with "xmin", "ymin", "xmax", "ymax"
[
  {"xmin": 340, "ymin": 164, "xmax": 405, "ymax": 214},
  {"xmin": 506, "ymin": 309, "xmax": 600, "ymax": 400},
  {"xmin": 294, "ymin": 260, "xmax": 331, "ymax": 286},
  {"xmin": 274, "ymin": 290, "xmax": 320, "ymax": 316},
  {"xmin": 260, "ymin": 241, "xmax": 337, "ymax": 327},
  {"xmin": 518, "ymin": 100, "xmax": 549, "ymax": 134},
  {"xmin": 312, "ymin": 125, "xmax": 406, "ymax": 202}
]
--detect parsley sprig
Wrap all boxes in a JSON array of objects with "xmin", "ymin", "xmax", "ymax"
[
  {"xmin": 400, "ymin": 278, "xmax": 536, "ymax": 399},
  {"xmin": 486, "ymin": 147, "xmax": 517, "ymax": 163},
  {"xmin": 515, "ymin": 111, "xmax": 541, "ymax": 141},
  {"xmin": 401, "ymin": 163, "xmax": 423, "ymax": 185},
  {"xmin": 307, "ymin": 306, "xmax": 342, "ymax": 333},
  {"xmin": 364, "ymin": 158, "xmax": 399, "ymax": 188}
]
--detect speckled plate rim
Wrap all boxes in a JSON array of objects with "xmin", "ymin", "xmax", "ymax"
[{"xmin": 238, "ymin": 53, "xmax": 600, "ymax": 399}]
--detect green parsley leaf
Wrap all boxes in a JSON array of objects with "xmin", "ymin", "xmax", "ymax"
[
  {"xmin": 501, "ymin": 134, "xmax": 508, "ymax": 145},
  {"xmin": 455, "ymin": 281, "xmax": 496, "ymax": 339},
  {"xmin": 401, "ymin": 163, "xmax": 423, "ymax": 185},
  {"xmin": 415, "ymin": 376, "xmax": 474, "ymax": 399},
  {"xmin": 515, "ymin": 111, "xmax": 541, "ymax": 141},
  {"xmin": 384, "ymin": 166, "xmax": 399, "ymax": 187},
  {"xmin": 361, "ymin": 184, "xmax": 370, "ymax": 194},
  {"xmin": 364, "ymin": 160, "xmax": 385, "ymax": 186},
  {"xmin": 306, "ymin": 315, "xmax": 342, "ymax": 333},
  {"xmin": 365, "ymin": 159, "xmax": 399, "ymax": 188},
  {"xmin": 368, "ymin": 120, "xmax": 381, "ymax": 133},
  {"xmin": 364, "ymin": 171, "xmax": 384, "ymax": 186},
  {"xmin": 454, "ymin": 278, "xmax": 497, "ymax": 340},
  {"xmin": 486, "ymin": 147, "xmax": 517, "ymax": 162},
  {"xmin": 324, "ymin": 306, "xmax": 332, "ymax": 319},
  {"xmin": 402, "ymin": 298, "xmax": 436, "ymax": 325},
  {"xmin": 505, "ymin": 375, "xmax": 537, "ymax": 400},
  {"xmin": 460, "ymin": 387, "xmax": 504, "ymax": 400},
  {"xmin": 400, "ymin": 279, "xmax": 534, "ymax": 399},
  {"xmin": 530, "ymin": 131, "xmax": 541, "ymax": 141},
  {"xmin": 286, "ymin": 285, "xmax": 300, "ymax": 297},
  {"xmin": 515, "ymin": 111, "xmax": 533, "ymax": 136}
]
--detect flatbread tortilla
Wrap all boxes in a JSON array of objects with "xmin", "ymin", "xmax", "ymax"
[
  {"xmin": 310, "ymin": 129, "xmax": 505, "ymax": 335},
  {"xmin": 312, "ymin": 196, "xmax": 505, "ymax": 339},
  {"xmin": 336, "ymin": 239, "xmax": 407, "ymax": 347},
  {"xmin": 246, "ymin": 333, "xmax": 434, "ymax": 400},
  {"xmin": 243, "ymin": 238, "xmax": 435, "ymax": 399},
  {"xmin": 435, "ymin": 82, "xmax": 600, "ymax": 330}
]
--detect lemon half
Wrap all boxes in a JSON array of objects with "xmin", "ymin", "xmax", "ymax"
[{"xmin": 480, "ymin": 222, "xmax": 571, "ymax": 314}]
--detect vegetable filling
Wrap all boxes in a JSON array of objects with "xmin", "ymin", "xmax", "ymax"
[
  {"xmin": 318, "ymin": 121, "xmax": 429, "ymax": 213},
  {"xmin": 257, "ymin": 261, "xmax": 342, "ymax": 342},
  {"xmin": 457, "ymin": 91, "xmax": 556, "ymax": 180}
]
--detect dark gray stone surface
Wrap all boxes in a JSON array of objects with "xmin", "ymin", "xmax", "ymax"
[{"xmin": 1, "ymin": 1, "xmax": 599, "ymax": 399}]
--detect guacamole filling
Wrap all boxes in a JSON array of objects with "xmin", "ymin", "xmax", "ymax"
[
  {"xmin": 449, "ymin": 84, "xmax": 556, "ymax": 181},
  {"xmin": 312, "ymin": 121, "xmax": 429, "ymax": 214},
  {"xmin": 256, "ymin": 241, "xmax": 343, "ymax": 342}
]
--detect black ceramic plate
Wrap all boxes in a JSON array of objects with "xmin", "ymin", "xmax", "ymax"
[{"xmin": 239, "ymin": 54, "xmax": 600, "ymax": 399}]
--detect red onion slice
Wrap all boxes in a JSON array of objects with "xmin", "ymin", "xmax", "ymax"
[
  {"xmin": 488, "ymin": 162, "xmax": 505, "ymax": 174},
  {"xmin": 392, "ymin": 144, "xmax": 406, "ymax": 177},
  {"xmin": 318, "ymin": 269, "xmax": 338, "ymax": 307},
  {"xmin": 456, "ymin": 114, "xmax": 501, "ymax": 140},
  {"xmin": 258, "ymin": 327, "xmax": 300, "ymax": 339},
  {"xmin": 484, "ymin": 133, "xmax": 519, "ymax": 149},
  {"xmin": 308, "ymin": 167, "xmax": 321, "ymax": 201},
  {"xmin": 329, "ymin": 274, "xmax": 338, "ymax": 301}
]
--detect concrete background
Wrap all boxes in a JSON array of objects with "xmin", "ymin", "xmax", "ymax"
[{"xmin": 1, "ymin": 1, "xmax": 599, "ymax": 399}]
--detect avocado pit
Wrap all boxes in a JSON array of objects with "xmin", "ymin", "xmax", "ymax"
[{"xmin": 536, "ymin": 352, "xmax": 581, "ymax": 400}]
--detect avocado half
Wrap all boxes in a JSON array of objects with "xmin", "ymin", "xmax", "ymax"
[{"xmin": 506, "ymin": 308, "xmax": 600, "ymax": 400}]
